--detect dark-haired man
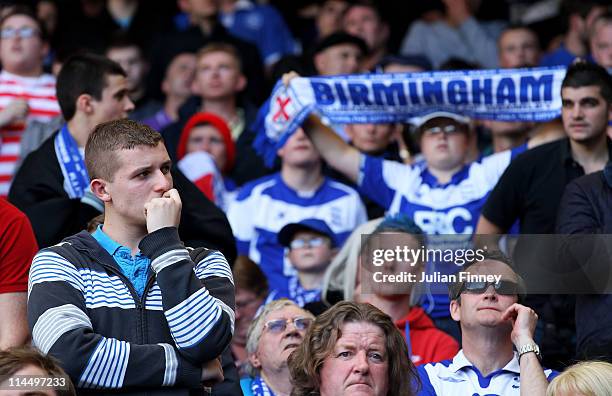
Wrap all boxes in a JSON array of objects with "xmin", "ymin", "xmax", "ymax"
[
  {"xmin": 478, "ymin": 61, "xmax": 612, "ymax": 240},
  {"xmin": 27, "ymin": 119, "xmax": 235, "ymax": 395},
  {"xmin": 476, "ymin": 61, "xmax": 612, "ymax": 366},
  {"xmin": 418, "ymin": 254, "xmax": 557, "ymax": 395}
]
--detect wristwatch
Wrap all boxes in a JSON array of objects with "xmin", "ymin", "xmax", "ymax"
[{"xmin": 518, "ymin": 343, "xmax": 542, "ymax": 362}]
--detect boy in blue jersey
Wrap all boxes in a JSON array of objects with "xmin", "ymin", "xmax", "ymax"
[
  {"xmin": 269, "ymin": 219, "xmax": 338, "ymax": 307},
  {"xmin": 227, "ymin": 127, "xmax": 367, "ymax": 296},
  {"xmin": 418, "ymin": 252, "xmax": 557, "ymax": 395}
]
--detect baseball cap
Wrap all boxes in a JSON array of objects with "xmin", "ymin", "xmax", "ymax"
[
  {"xmin": 278, "ymin": 219, "xmax": 337, "ymax": 248},
  {"xmin": 410, "ymin": 111, "xmax": 471, "ymax": 129}
]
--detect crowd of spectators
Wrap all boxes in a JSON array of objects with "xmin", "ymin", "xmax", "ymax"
[{"xmin": 1, "ymin": 0, "xmax": 612, "ymax": 395}]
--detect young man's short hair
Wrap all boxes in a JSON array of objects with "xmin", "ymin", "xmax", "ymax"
[
  {"xmin": 561, "ymin": 60, "xmax": 612, "ymax": 103},
  {"xmin": 56, "ymin": 53, "xmax": 126, "ymax": 121},
  {"xmin": 0, "ymin": 5, "xmax": 48, "ymax": 42},
  {"xmin": 85, "ymin": 119, "xmax": 163, "ymax": 181},
  {"xmin": 196, "ymin": 42, "xmax": 243, "ymax": 73},
  {"xmin": 0, "ymin": 346, "xmax": 76, "ymax": 396}
]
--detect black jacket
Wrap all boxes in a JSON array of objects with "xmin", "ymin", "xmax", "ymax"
[
  {"xmin": 8, "ymin": 131, "xmax": 237, "ymax": 263},
  {"xmin": 28, "ymin": 227, "xmax": 236, "ymax": 395},
  {"xmin": 556, "ymin": 162, "xmax": 612, "ymax": 360}
]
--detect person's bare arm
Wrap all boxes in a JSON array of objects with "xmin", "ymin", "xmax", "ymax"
[
  {"xmin": 475, "ymin": 215, "xmax": 505, "ymax": 234},
  {"xmin": 502, "ymin": 304, "xmax": 549, "ymax": 396},
  {"xmin": 0, "ymin": 292, "xmax": 29, "ymax": 349},
  {"xmin": 302, "ymin": 114, "xmax": 361, "ymax": 183},
  {"xmin": 281, "ymin": 72, "xmax": 361, "ymax": 183},
  {"xmin": 473, "ymin": 216, "xmax": 505, "ymax": 250}
]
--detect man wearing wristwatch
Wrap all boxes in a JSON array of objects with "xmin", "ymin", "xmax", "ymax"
[{"xmin": 417, "ymin": 251, "xmax": 558, "ymax": 395}]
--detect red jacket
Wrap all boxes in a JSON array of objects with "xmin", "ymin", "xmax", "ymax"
[{"xmin": 395, "ymin": 306, "xmax": 459, "ymax": 366}]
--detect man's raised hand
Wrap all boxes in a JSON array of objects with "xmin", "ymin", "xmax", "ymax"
[{"xmin": 144, "ymin": 188, "xmax": 182, "ymax": 233}]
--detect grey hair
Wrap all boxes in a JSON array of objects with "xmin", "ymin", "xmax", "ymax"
[{"xmin": 244, "ymin": 299, "xmax": 314, "ymax": 377}]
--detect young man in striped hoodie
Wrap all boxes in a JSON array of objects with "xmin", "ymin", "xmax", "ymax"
[{"xmin": 27, "ymin": 119, "xmax": 236, "ymax": 395}]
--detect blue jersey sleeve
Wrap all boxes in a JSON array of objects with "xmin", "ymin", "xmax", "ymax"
[{"xmin": 358, "ymin": 154, "xmax": 409, "ymax": 210}]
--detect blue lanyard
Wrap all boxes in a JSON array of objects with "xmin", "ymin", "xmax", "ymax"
[
  {"xmin": 54, "ymin": 124, "xmax": 90, "ymax": 198},
  {"xmin": 405, "ymin": 321, "xmax": 412, "ymax": 359}
]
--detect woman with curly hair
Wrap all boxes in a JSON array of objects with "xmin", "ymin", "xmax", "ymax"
[{"xmin": 288, "ymin": 301, "xmax": 419, "ymax": 396}]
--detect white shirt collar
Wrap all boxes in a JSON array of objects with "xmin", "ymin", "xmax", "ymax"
[{"xmin": 449, "ymin": 350, "xmax": 521, "ymax": 375}]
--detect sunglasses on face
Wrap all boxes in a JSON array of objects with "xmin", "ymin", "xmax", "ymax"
[
  {"xmin": 0, "ymin": 27, "xmax": 40, "ymax": 39},
  {"xmin": 289, "ymin": 237, "xmax": 328, "ymax": 250},
  {"xmin": 460, "ymin": 280, "xmax": 519, "ymax": 296},
  {"xmin": 264, "ymin": 317, "xmax": 313, "ymax": 333}
]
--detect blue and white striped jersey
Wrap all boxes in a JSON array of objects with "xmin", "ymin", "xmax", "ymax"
[
  {"xmin": 358, "ymin": 147, "xmax": 525, "ymax": 234},
  {"xmin": 417, "ymin": 350, "xmax": 558, "ymax": 395},
  {"xmin": 228, "ymin": 173, "xmax": 367, "ymax": 294}
]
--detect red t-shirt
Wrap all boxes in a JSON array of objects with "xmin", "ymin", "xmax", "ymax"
[
  {"xmin": 395, "ymin": 306, "xmax": 460, "ymax": 366},
  {"xmin": 0, "ymin": 199, "xmax": 38, "ymax": 293}
]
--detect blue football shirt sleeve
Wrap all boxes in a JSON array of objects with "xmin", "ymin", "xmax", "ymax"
[{"xmin": 357, "ymin": 154, "xmax": 399, "ymax": 210}]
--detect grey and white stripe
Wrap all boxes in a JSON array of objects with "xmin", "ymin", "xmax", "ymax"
[
  {"xmin": 32, "ymin": 304, "xmax": 92, "ymax": 354},
  {"xmin": 158, "ymin": 343, "xmax": 178, "ymax": 386},
  {"xmin": 150, "ymin": 249, "xmax": 190, "ymax": 273}
]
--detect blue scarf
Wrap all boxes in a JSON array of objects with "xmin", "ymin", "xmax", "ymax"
[
  {"xmin": 288, "ymin": 275, "xmax": 321, "ymax": 307},
  {"xmin": 54, "ymin": 124, "xmax": 90, "ymax": 198},
  {"xmin": 253, "ymin": 66, "xmax": 567, "ymax": 166},
  {"xmin": 251, "ymin": 376, "xmax": 275, "ymax": 396}
]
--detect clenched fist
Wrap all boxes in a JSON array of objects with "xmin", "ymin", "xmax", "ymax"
[{"xmin": 144, "ymin": 188, "xmax": 182, "ymax": 233}]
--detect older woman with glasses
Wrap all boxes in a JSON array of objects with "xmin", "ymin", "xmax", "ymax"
[
  {"xmin": 289, "ymin": 301, "xmax": 419, "ymax": 396},
  {"xmin": 241, "ymin": 299, "xmax": 315, "ymax": 396}
]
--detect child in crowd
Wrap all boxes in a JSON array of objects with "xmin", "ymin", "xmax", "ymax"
[{"xmin": 268, "ymin": 219, "xmax": 338, "ymax": 307}]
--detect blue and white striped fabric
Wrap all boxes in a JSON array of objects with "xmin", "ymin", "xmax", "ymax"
[
  {"xmin": 32, "ymin": 304, "xmax": 92, "ymax": 354},
  {"xmin": 265, "ymin": 275, "xmax": 322, "ymax": 307},
  {"xmin": 254, "ymin": 67, "xmax": 566, "ymax": 166},
  {"xmin": 78, "ymin": 338, "xmax": 130, "ymax": 389},
  {"xmin": 165, "ymin": 287, "xmax": 222, "ymax": 349},
  {"xmin": 54, "ymin": 124, "xmax": 89, "ymax": 198},
  {"xmin": 158, "ymin": 343, "xmax": 179, "ymax": 386},
  {"xmin": 194, "ymin": 250, "xmax": 234, "ymax": 282},
  {"xmin": 28, "ymin": 250, "xmax": 85, "ymax": 295},
  {"xmin": 228, "ymin": 173, "xmax": 367, "ymax": 294}
]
